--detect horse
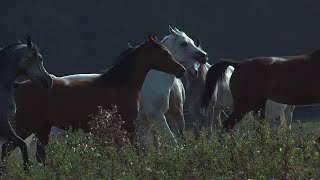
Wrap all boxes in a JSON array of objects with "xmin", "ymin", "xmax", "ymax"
[
  {"xmin": 164, "ymin": 78, "xmax": 185, "ymax": 137},
  {"xmin": 137, "ymin": 26, "xmax": 208, "ymax": 150},
  {"xmin": 0, "ymin": 36, "xmax": 52, "ymax": 170},
  {"xmin": 201, "ymin": 51, "xmax": 320, "ymax": 130},
  {"xmin": 51, "ymin": 73, "xmax": 186, "ymax": 138},
  {"xmin": 3, "ymin": 36, "xmax": 186, "ymax": 163},
  {"xmin": 188, "ymin": 61, "xmax": 295, "ymax": 138},
  {"xmin": 47, "ymin": 26, "xmax": 208, "ymax": 151},
  {"xmin": 50, "ymin": 75, "xmax": 186, "ymax": 151}
]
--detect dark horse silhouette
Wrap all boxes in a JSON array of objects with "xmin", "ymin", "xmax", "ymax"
[
  {"xmin": 2, "ymin": 36, "xmax": 186, "ymax": 163},
  {"xmin": 0, "ymin": 36, "xmax": 52, "ymax": 170},
  {"xmin": 202, "ymin": 49, "xmax": 320, "ymax": 130}
]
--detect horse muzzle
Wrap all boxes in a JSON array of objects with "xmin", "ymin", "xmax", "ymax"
[{"xmin": 193, "ymin": 53, "xmax": 208, "ymax": 64}]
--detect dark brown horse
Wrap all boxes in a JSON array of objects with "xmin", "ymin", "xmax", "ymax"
[
  {"xmin": 202, "ymin": 49, "xmax": 320, "ymax": 130},
  {"xmin": 3, "ymin": 36, "xmax": 186, "ymax": 163}
]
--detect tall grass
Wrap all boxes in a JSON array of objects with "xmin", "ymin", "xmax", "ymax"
[{"xmin": 1, "ymin": 109, "xmax": 319, "ymax": 179}]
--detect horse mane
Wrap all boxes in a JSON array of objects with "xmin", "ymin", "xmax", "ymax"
[
  {"xmin": 161, "ymin": 35, "xmax": 172, "ymax": 43},
  {"xmin": 96, "ymin": 44, "xmax": 143, "ymax": 84},
  {"xmin": 0, "ymin": 42, "xmax": 24, "ymax": 55}
]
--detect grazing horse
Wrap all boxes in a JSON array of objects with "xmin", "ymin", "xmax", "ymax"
[
  {"xmin": 189, "ymin": 62, "xmax": 295, "ymax": 138},
  {"xmin": 201, "ymin": 50, "xmax": 320, "ymax": 130},
  {"xmin": 4, "ymin": 36, "xmax": 186, "ymax": 163},
  {"xmin": 0, "ymin": 36, "xmax": 52, "ymax": 170}
]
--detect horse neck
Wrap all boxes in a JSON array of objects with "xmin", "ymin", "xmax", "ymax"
[
  {"xmin": 129, "ymin": 56, "xmax": 179, "ymax": 96},
  {"xmin": 99, "ymin": 59, "xmax": 150, "ymax": 99},
  {"xmin": 186, "ymin": 64, "xmax": 208, "ymax": 90},
  {"xmin": 0, "ymin": 50, "xmax": 21, "ymax": 85}
]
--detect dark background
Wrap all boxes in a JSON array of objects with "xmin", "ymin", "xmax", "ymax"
[{"xmin": 0, "ymin": 0, "xmax": 319, "ymax": 76}]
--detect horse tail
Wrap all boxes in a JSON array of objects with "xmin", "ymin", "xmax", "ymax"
[{"xmin": 201, "ymin": 60, "xmax": 238, "ymax": 109}]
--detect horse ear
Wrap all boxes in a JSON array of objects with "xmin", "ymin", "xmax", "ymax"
[
  {"xmin": 26, "ymin": 35, "xmax": 33, "ymax": 47},
  {"xmin": 195, "ymin": 38, "xmax": 201, "ymax": 47},
  {"xmin": 152, "ymin": 34, "xmax": 159, "ymax": 41},
  {"xmin": 169, "ymin": 25, "xmax": 178, "ymax": 36},
  {"xmin": 148, "ymin": 35, "xmax": 156, "ymax": 43},
  {"xmin": 128, "ymin": 43, "xmax": 132, "ymax": 48}
]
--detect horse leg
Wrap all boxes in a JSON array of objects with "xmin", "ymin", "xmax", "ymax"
[
  {"xmin": 252, "ymin": 103, "xmax": 265, "ymax": 120},
  {"xmin": 152, "ymin": 113, "xmax": 177, "ymax": 146},
  {"xmin": 150, "ymin": 128, "xmax": 160, "ymax": 149},
  {"xmin": 222, "ymin": 100, "xmax": 253, "ymax": 130},
  {"xmin": 265, "ymin": 101, "xmax": 287, "ymax": 131},
  {"xmin": 258, "ymin": 103, "xmax": 266, "ymax": 120},
  {"xmin": 222, "ymin": 111, "xmax": 245, "ymax": 131},
  {"xmin": 175, "ymin": 111, "xmax": 185, "ymax": 138},
  {"xmin": 164, "ymin": 113, "xmax": 179, "ymax": 137},
  {"xmin": 2, "ymin": 126, "xmax": 32, "ymax": 161},
  {"xmin": 165, "ymin": 110, "xmax": 185, "ymax": 138},
  {"xmin": 193, "ymin": 114, "xmax": 201, "ymax": 140},
  {"xmin": 137, "ymin": 115, "xmax": 152, "ymax": 152},
  {"xmin": 0, "ymin": 120, "xmax": 31, "ymax": 171},
  {"xmin": 35, "ymin": 125, "xmax": 51, "ymax": 164},
  {"xmin": 213, "ymin": 109, "xmax": 222, "ymax": 128},
  {"xmin": 284, "ymin": 105, "xmax": 295, "ymax": 129},
  {"xmin": 265, "ymin": 109, "xmax": 278, "ymax": 132},
  {"xmin": 2, "ymin": 141, "xmax": 16, "ymax": 161},
  {"xmin": 206, "ymin": 108, "xmax": 214, "ymax": 139}
]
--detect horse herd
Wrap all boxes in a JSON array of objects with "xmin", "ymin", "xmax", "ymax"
[{"xmin": 0, "ymin": 26, "xmax": 318, "ymax": 171}]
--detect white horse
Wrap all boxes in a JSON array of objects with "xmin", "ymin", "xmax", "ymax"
[
  {"xmin": 137, "ymin": 26, "xmax": 207, "ymax": 150},
  {"xmin": 188, "ymin": 62, "xmax": 295, "ymax": 138},
  {"xmin": 165, "ymin": 78, "xmax": 185, "ymax": 137},
  {"xmin": 50, "ymin": 26, "xmax": 208, "ymax": 150}
]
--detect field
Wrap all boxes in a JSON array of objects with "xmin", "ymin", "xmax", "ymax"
[{"xmin": 1, "ymin": 110, "xmax": 319, "ymax": 179}]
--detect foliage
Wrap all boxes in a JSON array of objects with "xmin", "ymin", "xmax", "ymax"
[{"xmin": 1, "ymin": 110, "xmax": 319, "ymax": 179}]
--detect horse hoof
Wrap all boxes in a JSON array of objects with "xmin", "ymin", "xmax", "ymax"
[{"xmin": 23, "ymin": 161, "xmax": 32, "ymax": 172}]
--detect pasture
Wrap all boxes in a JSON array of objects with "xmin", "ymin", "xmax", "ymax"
[
  {"xmin": 1, "ymin": 108, "xmax": 319, "ymax": 179},
  {"xmin": 1, "ymin": 1, "xmax": 320, "ymax": 179}
]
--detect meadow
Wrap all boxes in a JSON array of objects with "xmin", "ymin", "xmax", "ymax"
[{"xmin": 1, "ymin": 108, "xmax": 319, "ymax": 179}]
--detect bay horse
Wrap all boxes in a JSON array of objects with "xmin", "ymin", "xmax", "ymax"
[
  {"xmin": 50, "ymin": 75, "xmax": 186, "ymax": 150},
  {"xmin": 0, "ymin": 36, "xmax": 52, "ymax": 170},
  {"xmin": 54, "ymin": 74, "xmax": 186, "ymax": 137},
  {"xmin": 190, "ymin": 61, "xmax": 295, "ymax": 138},
  {"xmin": 201, "ymin": 51, "xmax": 318, "ymax": 130},
  {"xmin": 3, "ymin": 36, "xmax": 186, "ymax": 163},
  {"xmin": 52, "ymin": 26, "xmax": 208, "ymax": 151}
]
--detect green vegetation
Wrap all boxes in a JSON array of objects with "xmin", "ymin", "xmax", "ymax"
[{"xmin": 1, "ymin": 109, "xmax": 319, "ymax": 179}]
